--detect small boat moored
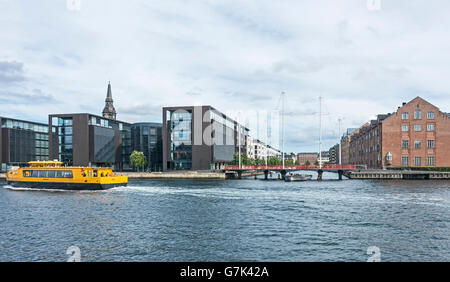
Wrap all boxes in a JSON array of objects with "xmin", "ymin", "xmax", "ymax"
[
  {"xmin": 284, "ymin": 173, "xmax": 313, "ymax": 182},
  {"xmin": 6, "ymin": 161, "xmax": 127, "ymax": 190}
]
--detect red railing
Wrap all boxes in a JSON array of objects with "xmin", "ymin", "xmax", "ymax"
[{"xmin": 224, "ymin": 164, "xmax": 357, "ymax": 170}]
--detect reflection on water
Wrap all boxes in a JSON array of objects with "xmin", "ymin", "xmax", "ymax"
[{"xmin": 0, "ymin": 176, "xmax": 449, "ymax": 262}]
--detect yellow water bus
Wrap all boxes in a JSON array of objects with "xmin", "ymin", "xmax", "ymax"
[{"xmin": 6, "ymin": 161, "xmax": 128, "ymax": 190}]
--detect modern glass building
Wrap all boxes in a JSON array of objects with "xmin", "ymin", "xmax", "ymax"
[
  {"xmin": 0, "ymin": 116, "xmax": 56, "ymax": 172},
  {"xmin": 162, "ymin": 106, "xmax": 249, "ymax": 171},
  {"xmin": 168, "ymin": 109, "xmax": 193, "ymax": 170},
  {"xmin": 131, "ymin": 122, "xmax": 163, "ymax": 171},
  {"xmin": 48, "ymin": 113, "xmax": 132, "ymax": 171}
]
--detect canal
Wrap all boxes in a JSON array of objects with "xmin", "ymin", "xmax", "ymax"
[{"xmin": 0, "ymin": 172, "xmax": 449, "ymax": 261}]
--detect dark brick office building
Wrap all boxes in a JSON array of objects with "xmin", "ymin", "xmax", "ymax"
[
  {"xmin": 48, "ymin": 113, "xmax": 132, "ymax": 171},
  {"xmin": 0, "ymin": 116, "xmax": 56, "ymax": 172},
  {"xmin": 162, "ymin": 106, "xmax": 249, "ymax": 171},
  {"xmin": 131, "ymin": 122, "xmax": 163, "ymax": 171}
]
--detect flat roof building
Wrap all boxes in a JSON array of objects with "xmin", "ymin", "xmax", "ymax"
[
  {"xmin": 0, "ymin": 116, "xmax": 56, "ymax": 172},
  {"xmin": 246, "ymin": 137, "xmax": 281, "ymax": 160},
  {"xmin": 162, "ymin": 106, "xmax": 249, "ymax": 171},
  {"xmin": 48, "ymin": 113, "xmax": 132, "ymax": 171},
  {"xmin": 131, "ymin": 122, "xmax": 163, "ymax": 171},
  {"xmin": 297, "ymin": 152, "xmax": 318, "ymax": 165}
]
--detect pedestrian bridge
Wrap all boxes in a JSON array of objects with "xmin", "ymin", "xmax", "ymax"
[{"xmin": 223, "ymin": 164, "xmax": 359, "ymax": 180}]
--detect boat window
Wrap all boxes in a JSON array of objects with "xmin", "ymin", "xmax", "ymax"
[
  {"xmin": 31, "ymin": 170, "xmax": 39, "ymax": 177},
  {"xmin": 93, "ymin": 170, "xmax": 98, "ymax": 177},
  {"xmin": 63, "ymin": 171, "xmax": 73, "ymax": 178},
  {"xmin": 23, "ymin": 171, "xmax": 31, "ymax": 177},
  {"xmin": 47, "ymin": 171, "xmax": 56, "ymax": 178},
  {"xmin": 56, "ymin": 171, "xmax": 64, "ymax": 178},
  {"xmin": 38, "ymin": 170, "xmax": 48, "ymax": 178}
]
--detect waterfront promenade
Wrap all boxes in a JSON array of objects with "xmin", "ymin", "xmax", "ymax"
[{"xmin": 116, "ymin": 171, "xmax": 227, "ymax": 179}]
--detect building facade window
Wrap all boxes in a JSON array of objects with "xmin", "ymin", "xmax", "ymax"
[
  {"xmin": 401, "ymin": 156, "xmax": 409, "ymax": 166},
  {"xmin": 427, "ymin": 140, "xmax": 435, "ymax": 148},
  {"xmin": 168, "ymin": 110, "xmax": 192, "ymax": 170},
  {"xmin": 414, "ymin": 140, "xmax": 422, "ymax": 149},
  {"xmin": 402, "ymin": 112, "xmax": 409, "ymax": 120},
  {"xmin": 386, "ymin": 152, "xmax": 392, "ymax": 161},
  {"xmin": 414, "ymin": 157, "xmax": 422, "ymax": 166},
  {"xmin": 414, "ymin": 124, "xmax": 422, "ymax": 132},
  {"xmin": 414, "ymin": 109, "xmax": 422, "ymax": 120},
  {"xmin": 402, "ymin": 140, "xmax": 409, "ymax": 149},
  {"xmin": 427, "ymin": 111, "xmax": 435, "ymax": 119},
  {"xmin": 402, "ymin": 125, "xmax": 409, "ymax": 132},
  {"xmin": 58, "ymin": 117, "xmax": 73, "ymax": 166},
  {"xmin": 427, "ymin": 124, "xmax": 435, "ymax": 131},
  {"xmin": 427, "ymin": 156, "xmax": 435, "ymax": 166}
]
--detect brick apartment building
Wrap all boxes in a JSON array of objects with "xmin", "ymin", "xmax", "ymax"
[
  {"xmin": 340, "ymin": 127, "xmax": 360, "ymax": 165},
  {"xmin": 297, "ymin": 152, "xmax": 318, "ymax": 165},
  {"xmin": 346, "ymin": 97, "xmax": 450, "ymax": 168}
]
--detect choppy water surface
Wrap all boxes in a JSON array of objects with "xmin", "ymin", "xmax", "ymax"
[{"xmin": 1, "ymin": 172, "xmax": 449, "ymax": 262}]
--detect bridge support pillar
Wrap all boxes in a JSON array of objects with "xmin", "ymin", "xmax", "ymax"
[
  {"xmin": 338, "ymin": 170, "xmax": 343, "ymax": 181},
  {"xmin": 281, "ymin": 170, "xmax": 287, "ymax": 180},
  {"xmin": 264, "ymin": 170, "xmax": 269, "ymax": 180},
  {"xmin": 237, "ymin": 171, "xmax": 242, "ymax": 180},
  {"xmin": 317, "ymin": 170, "xmax": 323, "ymax": 181}
]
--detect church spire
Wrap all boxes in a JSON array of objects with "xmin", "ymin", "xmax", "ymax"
[{"xmin": 102, "ymin": 81, "xmax": 117, "ymax": 120}]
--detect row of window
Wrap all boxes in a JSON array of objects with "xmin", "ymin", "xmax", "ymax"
[
  {"xmin": 1, "ymin": 119, "xmax": 49, "ymax": 133},
  {"xmin": 401, "ymin": 124, "xmax": 435, "ymax": 132},
  {"xmin": 23, "ymin": 170, "xmax": 73, "ymax": 178},
  {"xmin": 401, "ymin": 110, "xmax": 435, "ymax": 120},
  {"xmin": 401, "ymin": 156, "xmax": 435, "ymax": 166},
  {"xmin": 35, "ymin": 133, "xmax": 49, "ymax": 141},
  {"xmin": 401, "ymin": 140, "xmax": 435, "ymax": 149},
  {"xmin": 35, "ymin": 140, "xmax": 48, "ymax": 148}
]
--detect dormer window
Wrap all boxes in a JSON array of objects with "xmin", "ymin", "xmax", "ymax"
[{"xmin": 386, "ymin": 152, "xmax": 392, "ymax": 161}]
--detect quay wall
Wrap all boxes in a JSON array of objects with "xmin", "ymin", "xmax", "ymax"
[
  {"xmin": 116, "ymin": 171, "xmax": 226, "ymax": 179},
  {"xmin": 0, "ymin": 171, "xmax": 262, "ymax": 180},
  {"xmin": 345, "ymin": 170, "xmax": 450, "ymax": 180}
]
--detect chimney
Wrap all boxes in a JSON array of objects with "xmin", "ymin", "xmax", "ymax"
[{"xmin": 402, "ymin": 102, "xmax": 406, "ymax": 106}]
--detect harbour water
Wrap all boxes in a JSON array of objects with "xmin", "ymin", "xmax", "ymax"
[{"xmin": 0, "ymin": 172, "xmax": 449, "ymax": 262}]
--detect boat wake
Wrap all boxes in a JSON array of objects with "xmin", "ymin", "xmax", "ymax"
[{"xmin": 2, "ymin": 185, "xmax": 108, "ymax": 193}]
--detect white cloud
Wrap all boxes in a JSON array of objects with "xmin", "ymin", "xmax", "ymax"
[{"xmin": 1, "ymin": 0, "xmax": 450, "ymax": 152}]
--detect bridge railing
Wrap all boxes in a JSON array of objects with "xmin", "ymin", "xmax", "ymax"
[{"xmin": 224, "ymin": 164, "xmax": 357, "ymax": 170}]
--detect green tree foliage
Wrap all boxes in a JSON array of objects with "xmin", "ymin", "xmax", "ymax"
[
  {"xmin": 231, "ymin": 154, "xmax": 284, "ymax": 166},
  {"xmin": 305, "ymin": 160, "xmax": 311, "ymax": 166},
  {"xmin": 130, "ymin": 150, "xmax": 147, "ymax": 172}
]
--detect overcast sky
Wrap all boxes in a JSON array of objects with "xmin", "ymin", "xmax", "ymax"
[{"xmin": 1, "ymin": 0, "xmax": 450, "ymax": 152}]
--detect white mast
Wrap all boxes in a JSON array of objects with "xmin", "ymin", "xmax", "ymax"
[
  {"xmin": 281, "ymin": 92, "xmax": 285, "ymax": 169},
  {"xmin": 238, "ymin": 112, "xmax": 241, "ymax": 169},
  {"xmin": 319, "ymin": 96, "xmax": 323, "ymax": 169},
  {"xmin": 265, "ymin": 113, "xmax": 268, "ymax": 168}
]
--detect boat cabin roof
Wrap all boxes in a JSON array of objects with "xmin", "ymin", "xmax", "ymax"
[
  {"xmin": 27, "ymin": 161, "xmax": 112, "ymax": 170},
  {"xmin": 28, "ymin": 161, "xmax": 63, "ymax": 167}
]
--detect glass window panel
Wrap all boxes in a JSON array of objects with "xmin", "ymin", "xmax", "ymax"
[
  {"xmin": 414, "ymin": 124, "xmax": 422, "ymax": 131},
  {"xmin": 414, "ymin": 110, "xmax": 422, "ymax": 119}
]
